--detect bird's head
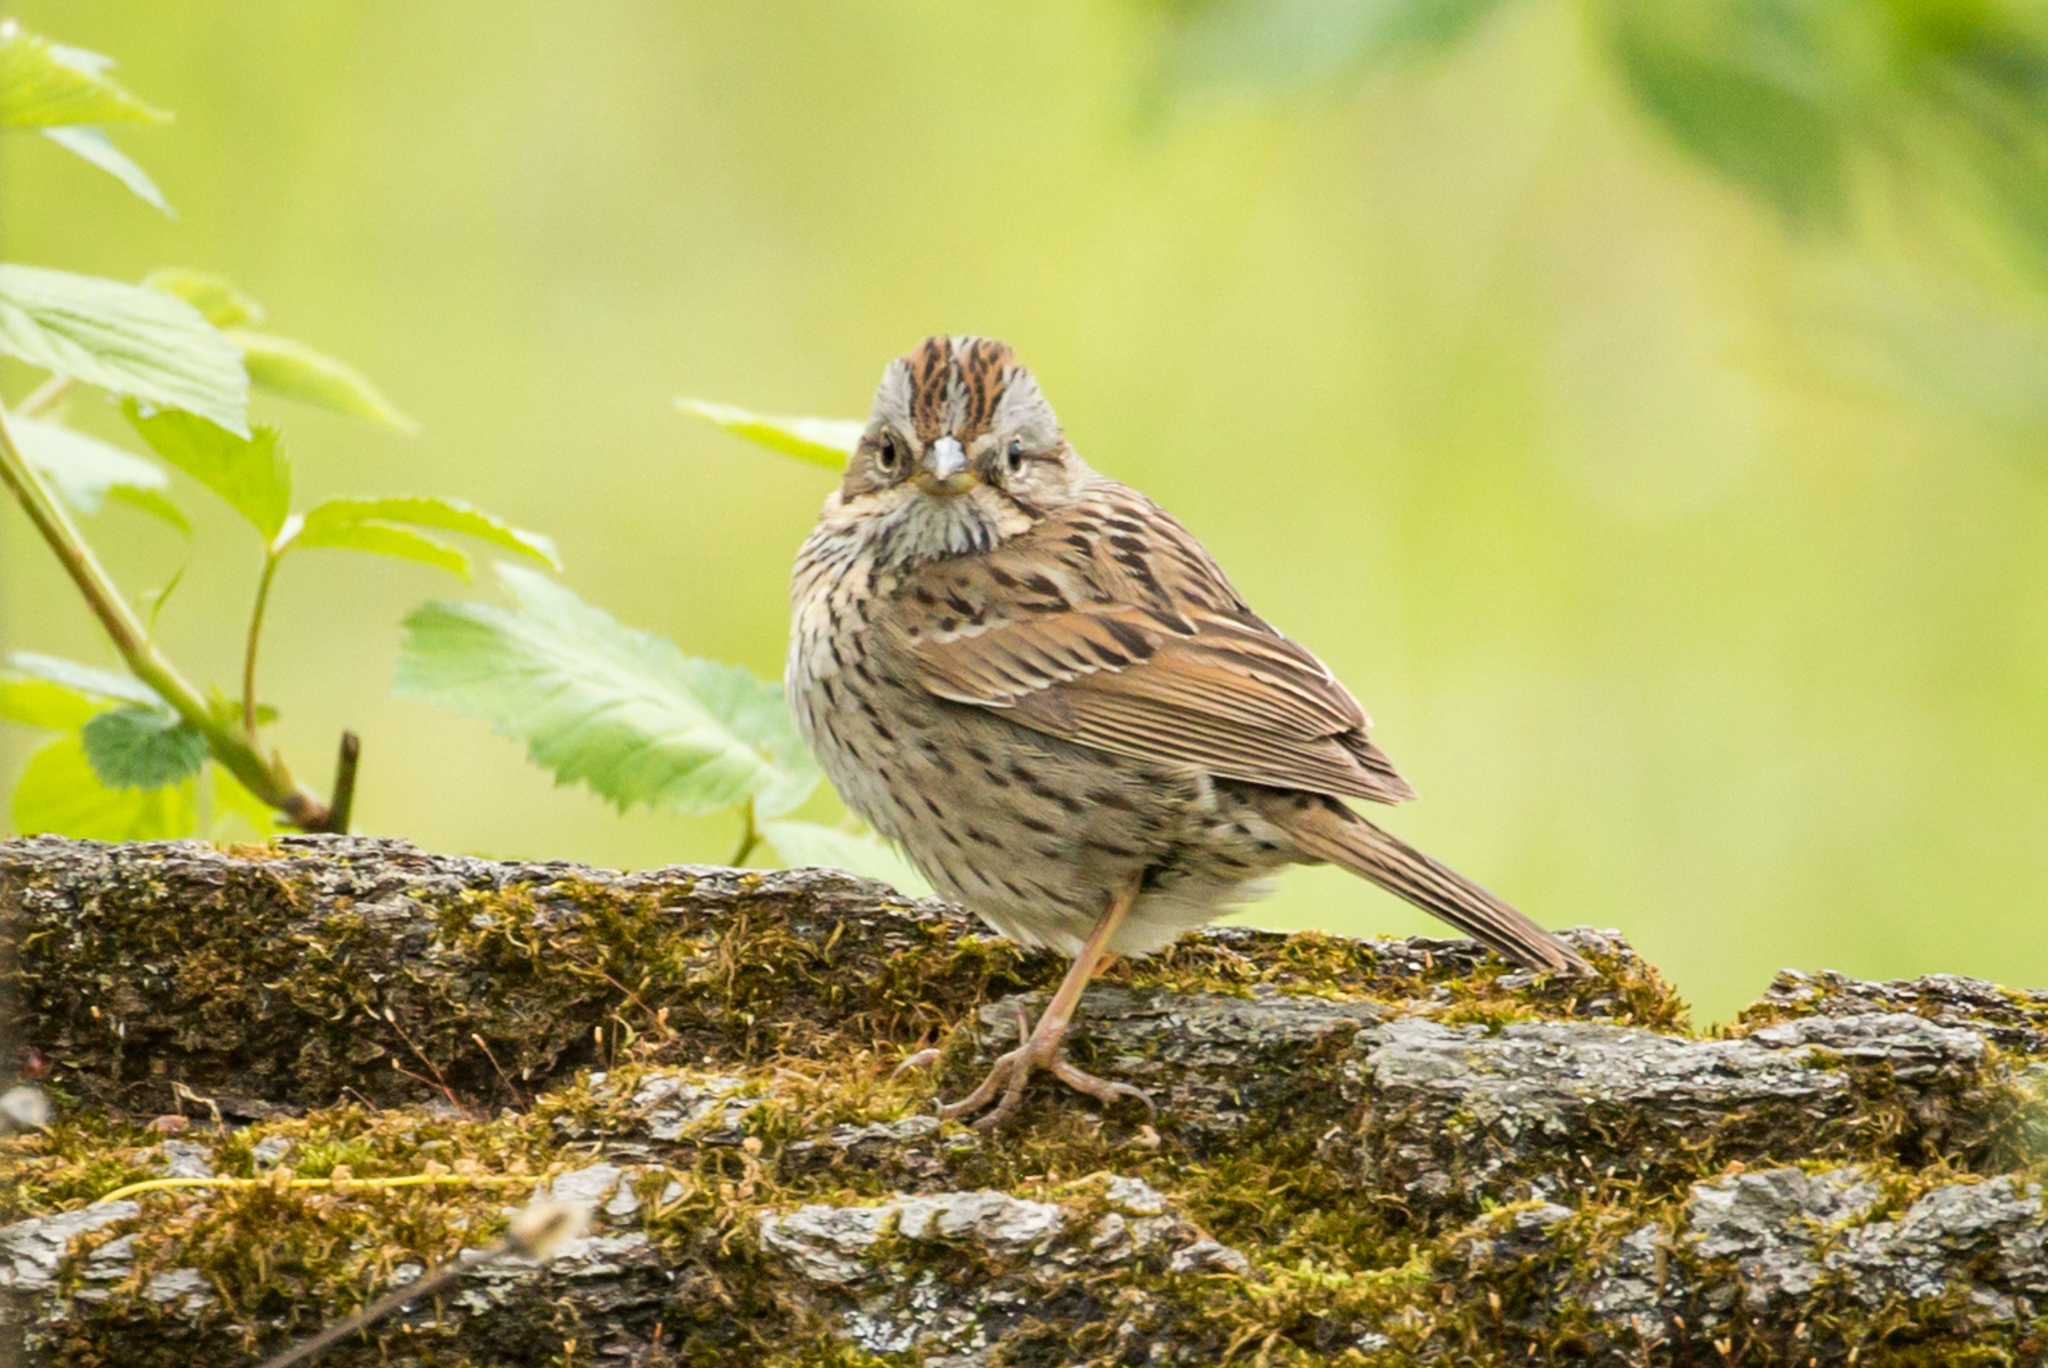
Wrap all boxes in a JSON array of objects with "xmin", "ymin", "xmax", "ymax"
[{"xmin": 829, "ymin": 335, "xmax": 1087, "ymax": 566}]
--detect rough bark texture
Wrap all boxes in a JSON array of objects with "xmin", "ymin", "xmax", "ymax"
[{"xmin": 1, "ymin": 835, "xmax": 2045, "ymax": 1366}]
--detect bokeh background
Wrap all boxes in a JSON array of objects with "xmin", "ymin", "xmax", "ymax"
[{"xmin": 5, "ymin": 1, "xmax": 2047, "ymax": 1023}]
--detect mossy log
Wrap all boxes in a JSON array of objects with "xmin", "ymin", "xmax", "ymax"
[{"xmin": 2, "ymin": 835, "xmax": 2046, "ymax": 1366}]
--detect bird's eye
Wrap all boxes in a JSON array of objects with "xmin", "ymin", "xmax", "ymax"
[
  {"xmin": 875, "ymin": 435, "xmax": 899, "ymax": 472},
  {"xmin": 1005, "ymin": 438, "xmax": 1025, "ymax": 474}
]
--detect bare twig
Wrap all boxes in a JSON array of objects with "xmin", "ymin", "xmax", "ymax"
[{"xmin": 253, "ymin": 1200, "xmax": 589, "ymax": 1368}]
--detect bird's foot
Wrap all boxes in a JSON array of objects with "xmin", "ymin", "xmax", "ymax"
[{"xmin": 936, "ymin": 1022, "xmax": 1152, "ymax": 1131}]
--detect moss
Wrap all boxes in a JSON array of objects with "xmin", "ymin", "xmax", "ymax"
[{"xmin": 9, "ymin": 843, "xmax": 2045, "ymax": 1365}]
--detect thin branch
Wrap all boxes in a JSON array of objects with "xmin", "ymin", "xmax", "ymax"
[
  {"xmin": 322, "ymin": 732, "xmax": 360, "ymax": 835},
  {"xmin": 728, "ymin": 795, "xmax": 761, "ymax": 866},
  {"xmin": 242, "ymin": 550, "xmax": 282, "ymax": 738},
  {"xmin": 0, "ymin": 396, "xmax": 331, "ymax": 829}
]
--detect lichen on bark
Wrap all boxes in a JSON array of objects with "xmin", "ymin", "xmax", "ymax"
[{"xmin": 2, "ymin": 835, "xmax": 2045, "ymax": 1365}]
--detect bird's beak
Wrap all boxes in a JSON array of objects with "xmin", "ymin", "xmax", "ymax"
[{"xmin": 916, "ymin": 436, "xmax": 975, "ymax": 495}]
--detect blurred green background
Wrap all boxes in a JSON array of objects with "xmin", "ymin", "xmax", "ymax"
[{"xmin": 5, "ymin": 1, "xmax": 2047, "ymax": 1023}]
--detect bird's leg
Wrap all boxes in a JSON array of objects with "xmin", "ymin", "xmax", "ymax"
[{"xmin": 938, "ymin": 873, "xmax": 1153, "ymax": 1130}]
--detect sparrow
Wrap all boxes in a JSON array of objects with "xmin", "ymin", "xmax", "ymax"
[{"xmin": 788, "ymin": 335, "xmax": 1590, "ymax": 1128}]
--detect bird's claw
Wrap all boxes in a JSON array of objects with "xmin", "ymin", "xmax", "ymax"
[{"xmin": 936, "ymin": 1042, "xmax": 1153, "ymax": 1130}]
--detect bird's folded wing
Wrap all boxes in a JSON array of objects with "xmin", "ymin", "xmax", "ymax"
[{"xmin": 888, "ymin": 501, "xmax": 1415, "ymax": 804}]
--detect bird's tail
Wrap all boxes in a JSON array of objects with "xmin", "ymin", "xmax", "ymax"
[{"xmin": 1273, "ymin": 798, "xmax": 1591, "ymax": 975}]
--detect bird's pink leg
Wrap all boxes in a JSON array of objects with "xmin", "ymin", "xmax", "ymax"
[{"xmin": 939, "ymin": 872, "xmax": 1154, "ymax": 1129}]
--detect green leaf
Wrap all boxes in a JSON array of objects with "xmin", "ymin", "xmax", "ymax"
[
  {"xmin": 299, "ymin": 496, "xmax": 559, "ymax": 568},
  {"xmin": 10, "ymin": 411, "xmax": 170, "ymax": 514},
  {"xmin": 1604, "ymin": 0, "xmax": 1847, "ymax": 224},
  {"xmin": 0, "ymin": 24, "xmax": 171, "ymax": 129},
  {"xmin": 144, "ymin": 268, "xmax": 262, "ymax": 328},
  {"xmin": 123, "ymin": 401, "xmax": 289, "ymax": 538},
  {"xmin": 80, "ymin": 704, "xmax": 208, "ymax": 789},
  {"xmin": 231, "ymin": 329, "xmax": 417, "ymax": 431},
  {"xmin": 6, "ymin": 651, "xmax": 160, "ymax": 706},
  {"xmin": 0, "ymin": 265, "xmax": 249, "ymax": 435},
  {"xmin": 39, "ymin": 124, "xmax": 171, "ymax": 215},
  {"xmin": 11, "ymin": 735, "xmax": 195, "ymax": 840},
  {"xmin": 294, "ymin": 519, "xmax": 472, "ymax": 578},
  {"xmin": 105, "ymin": 484, "xmax": 191, "ymax": 533},
  {"xmin": 761, "ymin": 819, "xmax": 933, "ymax": 897},
  {"xmin": 674, "ymin": 398, "xmax": 861, "ymax": 469},
  {"xmin": 0, "ymin": 674, "xmax": 103, "ymax": 731},
  {"xmin": 394, "ymin": 564, "xmax": 820, "ymax": 818},
  {"xmin": 1151, "ymin": 0, "xmax": 1521, "ymax": 99}
]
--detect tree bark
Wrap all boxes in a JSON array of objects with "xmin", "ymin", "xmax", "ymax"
[{"xmin": 2, "ymin": 835, "xmax": 2044, "ymax": 1366}]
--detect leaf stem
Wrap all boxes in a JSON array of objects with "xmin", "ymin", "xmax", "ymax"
[
  {"xmin": 729, "ymin": 795, "xmax": 761, "ymax": 866},
  {"xmin": 242, "ymin": 550, "xmax": 282, "ymax": 738},
  {"xmin": 0, "ymin": 396, "xmax": 331, "ymax": 829},
  {"xmin": 15, "ymin": 374, "xmax": 75, "ymax": 419}
]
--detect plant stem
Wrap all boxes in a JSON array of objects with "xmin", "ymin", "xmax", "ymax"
[
  {"xmin": 242, "ymin": 550, "xmax": 282, "ymax": 738},
  {"xmin": 729, "ymin": 795, "xmax": 761, "ymax": 866},
  {"xmin": 15, "ymin": 374, "xmax": 74, "ymax": 419},
  {"xmin": 0, "ymin": 396, "xmax": 332, "ymax": 829}
]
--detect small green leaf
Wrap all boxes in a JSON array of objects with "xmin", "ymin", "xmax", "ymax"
[
  {"xmin": 11, "ymin": 735, "xmax": 195, "ymax": 840},
  {"xmin": 761, "ymin": 819, "xmax": 933, "ymax": 896},
  {"xmin": 6, "ymin": 651, "xmax": 161, "ymax": 706},
  {"xmin": 0, "ymin": 673, "xmax": 103, "ymax": 731},
  {"xmin": 674, "ymin": 397, "xmax": 861, "ymax": 469},
  {"xmin": 0, "ymin": 24, "xmax": 171, "ymax": 129},
  {"xmin": 9, "ymin": 412, "xmax": 170, "ymax": 513},
  {"xmin": 80, "ymin": 704, "xmax": 207, "ymax": 789},
  {"xmin": 394, "ymin": 564, "xmax": 820, "ymax": 818},
  {"xmin": 123, "ymin": 400, "xmax": 289, "ymax": 538},
  {"xmin": 232, "ymin": 329, "xmax": 416, "ymax": 431},
  {"xmin": 300, "ymin": 495, "xmax": 558, "ymax": 569},
  {"xmin": 144, "ymin": 268, "xmax": 262, "ymax": 328},
  {"xmin": 105, "ymin": 484, "xmax": 191, "ymax": 533},
  {"xmin": 295, "ymin": 519, "xmax": 471, "ymax": 578},
  {"xmin": 0, "ymin": 264, "xmax": 248, "ymax": 435},
  {"xmin": 39, "ymin": 125, "xmax": 171, "ymax": 215}
]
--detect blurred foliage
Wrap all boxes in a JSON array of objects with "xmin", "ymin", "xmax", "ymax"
[{"xmin": 4, "ymin": 3, "xmax": 2048, "ymax": 1019}]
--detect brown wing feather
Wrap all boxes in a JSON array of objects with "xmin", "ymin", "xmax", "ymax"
[{"xmin": 888, "ymin": 483, "xmax": 1417, "ymax": 804}]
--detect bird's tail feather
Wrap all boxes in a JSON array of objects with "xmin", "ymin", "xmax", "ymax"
[{"xmin": 1276, "ymin": 800, "xmax": 1591, "ymax": 975}]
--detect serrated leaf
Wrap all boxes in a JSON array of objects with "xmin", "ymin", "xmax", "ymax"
[
  {"xmin": 11, "ymin": 735, "xmax": 195, "ymax": 839},
  {"xmin": 0, "ymin": 25, "xmax": 171, "ymax": 129},
  {"xmin": 674, "ymin": 398, "xmax": 860, "ymax": 469},
  {"xmin": 39, "ymin": 125, "xmax": 171, "ymax": 215},
  {"xmin": 0, "ymin": 673, "xmax": 104, "ymax": 730},
  {"xmin": 9, "ymin": 411, "xmax": 170, "ymax": 518},
  {"xmin": 394, "ymin": 564, "xmax": 820, "ymax": 818},
  {"xmin": 145, "ymin": 268, "xmax": 261, "ymax": 328},
  {"xmin": 123, "ymin": 400, "xmax": 289, "ymax": 538},
  {"xmin": 761, "ymin": 819, "xmax": 933, "ymax": 897},
  {"xmin": 6, "ymin": 651, "xmax": 161, "ymax": 706},
  {"xmin": 300, "ymin": 496, "xmax": 558, "ymax": 568},
  {"xmin": 296, "ymin": 519, "xmax": 471, "ymax": 577},
  {"xmin": 0, "ymin": 265, "xmax": 248, "ymax": 435},
  {"xmin": 231, "ymin": 329, "xmax": 416, "ymax": 431},
  {"xmin": 80, "ymin": 704, "xmax": 207, "ymax": 789}
]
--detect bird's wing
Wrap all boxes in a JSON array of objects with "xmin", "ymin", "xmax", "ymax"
[{"xmin": 883, "ymin": 485, "xmax": 1416, "ymax": 803}]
